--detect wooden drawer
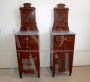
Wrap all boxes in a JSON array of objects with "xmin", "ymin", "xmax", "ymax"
[
  {"xmin": 15, "ymin": 35, "xmax": 39, "ymax": 51},
  {"xmin": 53, "ymin": 35, "xmax": 75, "ymax": 51},
  {"xmin": 53, "ymin": 35, "xmax": 64, "ymax": 51},
  {"xmin": 64, "ymin": 35, "xmax": 75, "ymax": 51},
  {"xmin": 28, "ymin": 35, "xmax": 39, "ymax": 50},
  {"xmin": 15, "ymin": 35, "xmax": 28, "ymax": 50},
  {"xmin": 64, "ymin": 35, "xmax": 75, "ymax": 41}
]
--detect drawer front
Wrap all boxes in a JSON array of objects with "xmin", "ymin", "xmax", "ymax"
[
  {"xmin": 64, "ymin": 35, "xmax": 75, "ymax": 51},
  {"xmin": 53, "ymin": 35, "xmax": 64, "ymax": 51},
  {"xmin": 65, "ymin": 35, "xmax": 75, "ymax": 41},
  {"xmin": 53, "ymin": 35, "xmax": 75, "ymax": 52},
  {"xmin": 15, "ymin": 35, "xmax": 28, "ymax": 50},
  {"xmin": 15, "ymin": 35, "xmax": 39, "ymax": 51},
  {"xmin": 28, "ymin": 35, "xmax": 39, "ymax": 51}
]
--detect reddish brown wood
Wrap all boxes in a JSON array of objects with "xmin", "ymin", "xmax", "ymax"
[
  {"xmin": 50, "ymin": 4, "xmax": 75, "ymax": 77},
  {"xmin": 15, "ymin": 3, "xmax": 40, "ymax": 78},
  {"xmin": 20, "ymin": 3, "xmax": 38, "ymax": 31},
  {"xmin": 52, "ymin": 4, "xmax": 69, "ymax": 31}
]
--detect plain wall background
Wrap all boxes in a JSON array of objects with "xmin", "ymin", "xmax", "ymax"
[{"xmin": 0, "ymin": 0, "xmax": 90, "ymax": 68}]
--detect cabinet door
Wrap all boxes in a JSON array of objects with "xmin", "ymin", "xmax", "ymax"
[
  {"xmin": 32, "ymin": 52, "xmax": 40, "ymax": 73},
  {"xmin": 21, "ymin": 12, "xmax": 36, "ymax": 31},
  {"xmin": 55, "ymin": 10, "xmax": 68, "ymax": 27},
  {"xmin": 64, "ymin": 35, "xmax": 75, "ymax": 52},
  {"xmin": 53, "ymin": 35, "xmax": 64, "ymax": 52},
  {"xmin": 54, "ymin": 52, "xmax": 65, "ymax": 72},
  {"xmin": 28, "ymin": 35, "xmax": 39, "ymax": 51},
  {"xmin": 53, "ymin": 8, "xmax": 69, "ymax": 31},
  {"xmin": 17, "ymin": 52, "xmax": 37, "ymax": 73},
  {"xmin": 15, "ymin": 35, "xmax": 28, "ymax": 50}
]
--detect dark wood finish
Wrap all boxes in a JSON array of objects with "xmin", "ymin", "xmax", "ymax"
[
  {"xmin": 50, "ymin": 4, "xmax": 75, "ymax": 77},
  {"xmin": 15, "ymin": 3, "xmax": 40, "ymax": 78}
]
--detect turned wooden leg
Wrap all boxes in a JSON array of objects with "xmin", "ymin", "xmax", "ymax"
[
  {"xmin": 52, "ymin": 65, "xmax": 55, "ymax": 77},
  {"xmin": 52, "ymin": 55, "xmax": 55, "ymax": 77},
  {"xmin": 52, "ymin": 71, "xmax": 55, "ymax": 77},
  {"xmin": 37, "ymin": 72, "xmax": 40, "ymax": 78},
  {"xmin": 69, "ymin": 72, "xmax": 71, "ymax": 76},
  {"xmin": 50, "ymin": 66, "xmax": 52, "ymax": 70},
  {"xmin": 19, "ymin": 73, "xmax": 22, "ymax": 78},
  {"xmin": 69, "ymin": 52, "xmax": 73, "ymax": 76},
  {"xmin": 37, "ymin": 62, "xmax": 40, "ymax": 78}
]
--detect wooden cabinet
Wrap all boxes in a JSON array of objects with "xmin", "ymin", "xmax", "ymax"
[
  {"xmin": 15, "ymin": 3, "xmax": 40, "ymax": 78},
  {"xmin": 50, "ymin": 4, "xmax": 75, "ymax": 77}
]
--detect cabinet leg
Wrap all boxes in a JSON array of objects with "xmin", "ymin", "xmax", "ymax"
[
  {"xmin": 69, "ymin": 73, "xmax": 71, "ymax": 76},
  {"xmin": 52, "ymin": 63, "xmax": 55, "ymax": 77},
  {"xmin": 19, "ymin": 73, "xmax": 22, "ymax": 78},
  {"xmin": 50, "ymin": 67, "xmax": 52, "ymax": 70},
  {"xmin": 52, "ymin": 73, "xmax": 55, "ymax": 77},
  {"xmin": 52, "ymin": 70, "xmax": 55, "ymax": 77},
  {"xmin": 38, "ymin": 73, "xmax": 40, "ymax": 78}
]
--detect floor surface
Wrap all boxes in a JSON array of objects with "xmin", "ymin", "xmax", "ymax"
[{"xmin": 0, "ymin": 66, "xmax": 90, "ymax": 82}]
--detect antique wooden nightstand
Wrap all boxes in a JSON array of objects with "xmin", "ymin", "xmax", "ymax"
[
  {"xmin": 50, "ymin": 4, "xmax": 75, "ymax": 77},
  {"xmin": 15, "ymin": 3, "xmax": 40, "ymax": 78}
]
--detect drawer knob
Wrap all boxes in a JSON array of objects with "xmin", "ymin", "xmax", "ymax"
[
  {"xmin": 64, "ymin": 38, "xmax": 66, "ymax": 40},
  {"xmin": 34, "ymin": 58, "xmax": 37, "ymax": 60},
  {"xmin": 55, "ymin": 55, "xmax": 58, "ymax": 59},
  {"xmin": 25, "ymin": 37, "xmax": 28, "ymax": 40}
]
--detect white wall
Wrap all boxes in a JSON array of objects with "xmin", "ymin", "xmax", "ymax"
[{"xmin": 0, "ymin": 0, "xmax": 90, "ymax": 68}]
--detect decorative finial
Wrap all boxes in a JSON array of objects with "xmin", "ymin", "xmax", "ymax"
[
  {"xmin": 23, "ymin": 3, "xmax": 31, "ymax": 7},
  {"xmin": 57, "ymin": 4, "xmax": 65, "ymax": 8}
]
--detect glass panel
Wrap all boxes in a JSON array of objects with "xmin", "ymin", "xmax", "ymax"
[
  {"xmin": 22, "ymin": 55, "xmax": 35, "ymax": 70},
  {"xmin": 22, "ymin": 59, "xmax": 28, "ymax": 65},
  {"xmin": 65, "ymin": 53, "xmax": 69, "ymax": 71}
]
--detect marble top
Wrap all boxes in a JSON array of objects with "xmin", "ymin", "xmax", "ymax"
[
  {"xmin": 15, "ymin": 31, "xmax": 39, "ymax": 35},
  {"xmin": 51, "ymin": 31, "xmax": 75, "ymax": 35}
]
